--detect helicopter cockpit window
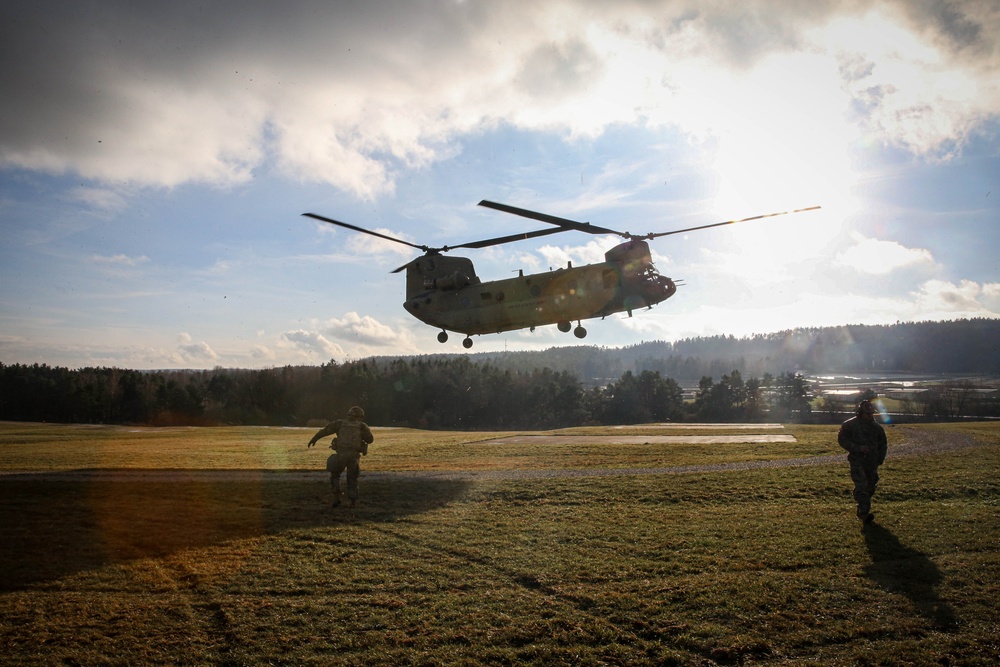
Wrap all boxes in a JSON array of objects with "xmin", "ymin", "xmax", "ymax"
[{"xmin": 640, "ymin": 264, "xmax": 660, "ymax": 280}]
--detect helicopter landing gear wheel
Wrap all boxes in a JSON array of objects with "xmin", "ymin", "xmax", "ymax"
[
  {"xmin": 574, "ymin": 324, "xmax": 587, "ymax": 339},
  {"xmin": 437, "ymin": 331, "xmax": 448, "ymax": 344},
  {"xmin": 462, "ymin": 337, "xmax": 474, "ymax": 349},
  {"xmin": 557, "ymin": 320, "xmax": 572, "ymax": 333}
]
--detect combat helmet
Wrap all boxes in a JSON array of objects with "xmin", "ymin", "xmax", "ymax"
[
  {"xmin": 856, "ymin": 399, "xmax": 877, "ymax": 416},
  {"xmin": 347, "ymin": 405, "xmax": 365, "ymax": 419}
]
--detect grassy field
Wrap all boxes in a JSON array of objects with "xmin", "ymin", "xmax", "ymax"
[{"xmin": 1, "ymin": 421, "xmax": 998, "ymax": 665}]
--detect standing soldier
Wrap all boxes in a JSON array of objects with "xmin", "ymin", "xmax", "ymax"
[
  {"xmin": 308, "ymin": 406, "xmax": 374, "ymax": 508},
  {"xmin": 837, "ymin": 399, "xmax": 887, "ymax": 524}
]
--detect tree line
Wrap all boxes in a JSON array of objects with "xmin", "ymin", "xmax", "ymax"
[
  {"xmin": 3, "ymin": 319, "xmax": 996, "ymax": 428},
  {"xmin": 0, "ymin": 359, "xmax": 817, "ymax": 429}
]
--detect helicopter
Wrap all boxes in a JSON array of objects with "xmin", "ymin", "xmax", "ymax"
[{"xmin": 303, "ymin": 201, "xmax": 820, "ymax": 348}]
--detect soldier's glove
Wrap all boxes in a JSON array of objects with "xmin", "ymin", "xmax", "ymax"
[
  {"xmin": 360, "ymin": 442, "xmax": 369, "ymax": 456},
  {"xmin": 307, "ymin": 441, "xmax": 315, "ymax": 448},
  {"xmin": 329, "ymin": 437, "xmax": 339, "ymax": 451}
]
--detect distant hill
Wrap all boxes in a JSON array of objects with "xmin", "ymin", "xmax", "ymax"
[
  {"xmin": 5, "ymin": 318, "xmax": 996, "ymax": 427},
  {"xmin": 448, "ymin": 318, "xmax": 1000, "ymax": 385}
]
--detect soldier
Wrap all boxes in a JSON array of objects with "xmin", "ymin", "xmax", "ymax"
[
  {"xmin": 837, "ymin": 399, "xmax": 887, "ymax": 523},
  {"xmin": 307, "ymin": 405, "xmax": 374, "ymax": 508}
]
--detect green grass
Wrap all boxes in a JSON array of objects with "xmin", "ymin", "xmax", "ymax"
[{"xmin": 1, "ymin": 421, "xmax": 998, "ymax": 665}]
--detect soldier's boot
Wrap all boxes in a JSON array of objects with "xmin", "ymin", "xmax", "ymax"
[{"xmin": 857, "ymin": 508, "xmax": 875, "ymax": 523}]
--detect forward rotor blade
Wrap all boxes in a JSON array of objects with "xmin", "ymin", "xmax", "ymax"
[
  {"xmin": 388, "ymin": 228, "xmax": 567, "ymax": 273},
  {"xmin": 302, "ymin": 213, "xmax": 429, "ymax": 252},
  {"xmin": 478, "ymin": 200, "xmax": 625, "ymax": 237},
  {"xmin": 450, "ymin": 226, "xmax": 569, "ymax": 250},
  {"xmin": 644, "ymin": 206, "xmax": 822, "ymax": 240}
]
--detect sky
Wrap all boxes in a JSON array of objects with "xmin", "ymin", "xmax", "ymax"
[{"xmin": 1, "ymin": 0, "xmax": 998, "ymax": 370}]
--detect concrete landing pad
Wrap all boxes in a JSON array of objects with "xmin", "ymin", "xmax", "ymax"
[
  {"xmin": 609, "ymin": 423, "xmax": 785, "ymax": 429},
  {"xmin": 478, "ymin": 434, "xmax": 796, "ymax": 445}
]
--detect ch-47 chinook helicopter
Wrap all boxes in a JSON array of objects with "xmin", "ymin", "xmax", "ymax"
[{"xmin": 303, "ymin": 201, "xmax": 820, "ymax": 349}]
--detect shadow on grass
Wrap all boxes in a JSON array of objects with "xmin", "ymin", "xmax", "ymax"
[
  {"xmin": 0, "ymin": 472, "xmax": 470, "ymax": 592},
  {"xmin": 863, "ymin": 522, "xmax": 959, "ymax": 630}
]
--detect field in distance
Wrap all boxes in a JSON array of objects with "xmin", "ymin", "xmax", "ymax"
[
  {"xmin": 1, "ymin": 421, "xmax": 998, "ymax": 665},
  {"xmin": 0, "ymin": 421, "xmax": 902, "ymax": 474}
]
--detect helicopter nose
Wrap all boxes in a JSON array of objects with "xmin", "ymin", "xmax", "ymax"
[{"xmin": 660, "ymin": 276, "xmax": 677, "ymax": 300}]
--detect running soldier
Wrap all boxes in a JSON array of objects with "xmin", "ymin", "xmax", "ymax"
[
  {"xmin": 837, "ymin": 399, "xmax": 888, "ymax": 523},
  {"xmin": 307, "ymin": 406, "xmax": 374, "ymax": 508}
]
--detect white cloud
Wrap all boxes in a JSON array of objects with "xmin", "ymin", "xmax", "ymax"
[
  {"xmin": 321, "ymin": 312, "xmax": 415, "ymax": 349},
  {"xmin": 835, "ymin": 234, "xmax": 935, "ymax": 275},
  {"xmin": 69, "ymin": 186, "xmax": 128, "ymax": 213},
  {"xmin": 281, "ymin": 329, "xmax": 344, "ymax": 360},
  {"xmin": 250, "ymin": 344, "xmax": 276, "ymax": 361},
  {"xmin": 175, "ymin": 332, "xmax": 219, "ymax": 364},
  {"xmin": 345, "ymin": 228, "xmax": 417, "ymax": 259},
  {"xmin": 90, "ymin": 253, "xmax": 150, "ymax": 266},
  {"xmin": 911, "ymin": 279, "xmax": 1000, "ymax": 317},
  {"xmin": 195, "ymin": 260, "xmax": 233, "ymax": 277},
  {"xmin": 538, "ymin": 236, "xmax": 620, "ymax": 269}
]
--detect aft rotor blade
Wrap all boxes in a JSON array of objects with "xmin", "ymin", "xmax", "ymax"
[
  {"xmin": 302, "ymin": 213, "xmax": 429, "ymax": 252},
  {"xmin": 478, "ymin": 200, "xmax": 625, "ymax": 237},
  {"xmin": 644, "ymin": 206, "xmax": 822, "ymax": 240}
]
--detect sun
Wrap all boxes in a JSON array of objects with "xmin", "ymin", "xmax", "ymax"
[{"xmin": 705, "ymin": 52, "xmax": 860, "ymax": 258}]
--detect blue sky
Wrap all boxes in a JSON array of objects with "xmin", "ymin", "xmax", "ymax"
[{"xmin": 1, "ymin": 0, "xmax": 998, "ymax": 369}]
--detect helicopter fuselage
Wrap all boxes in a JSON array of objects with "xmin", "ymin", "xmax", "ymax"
[
  {"xmin": 402, "ymin": 240, "xmax": 676, "ymax": 336},
  {"xmin": 303, "ymin": 200, "xmax": 818, "ymax": 347}
]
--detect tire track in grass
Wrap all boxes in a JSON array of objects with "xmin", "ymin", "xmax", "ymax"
[
  {"xmin": 145, "ymin": 557, "xmax": 245, "ymax": 664},
  {"xmin": 362, "ymin": 521, "xmax": 661, "ymax": 659}
]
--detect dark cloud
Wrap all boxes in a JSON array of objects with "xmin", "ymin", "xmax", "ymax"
[
  {"xmin": 516, "ymin": 39, "xmax": 604, "ymax": 100},
  {"xmin": 2, "ymin": 0, "xmax": 996, "ymax": 193},
  {"xmin": 896, "ymin": 0, "xmax": 989, "ymax": 52}
]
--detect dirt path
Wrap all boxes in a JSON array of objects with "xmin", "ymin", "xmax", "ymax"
[{"xmin": 0, "ymin": 425, "xmax": 981, "ymax": 483}]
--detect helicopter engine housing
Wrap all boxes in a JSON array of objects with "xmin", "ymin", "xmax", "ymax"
[{"xmin": 405, "ymin": 255, "xmax": 480, "ymax": 299}]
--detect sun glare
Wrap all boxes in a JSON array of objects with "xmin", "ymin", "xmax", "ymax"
[{"xmin": 704, "ymin": 53, "xmax": 859, "ymax": 263}]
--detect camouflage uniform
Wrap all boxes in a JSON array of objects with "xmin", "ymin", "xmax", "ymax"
[
  {"xmin": 308, "ymin": 407, "xmax": 374, "ymax": 507},
  {"xmin": 837, "ymin": 403, "xmax": 887, "ymax": 521}
]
